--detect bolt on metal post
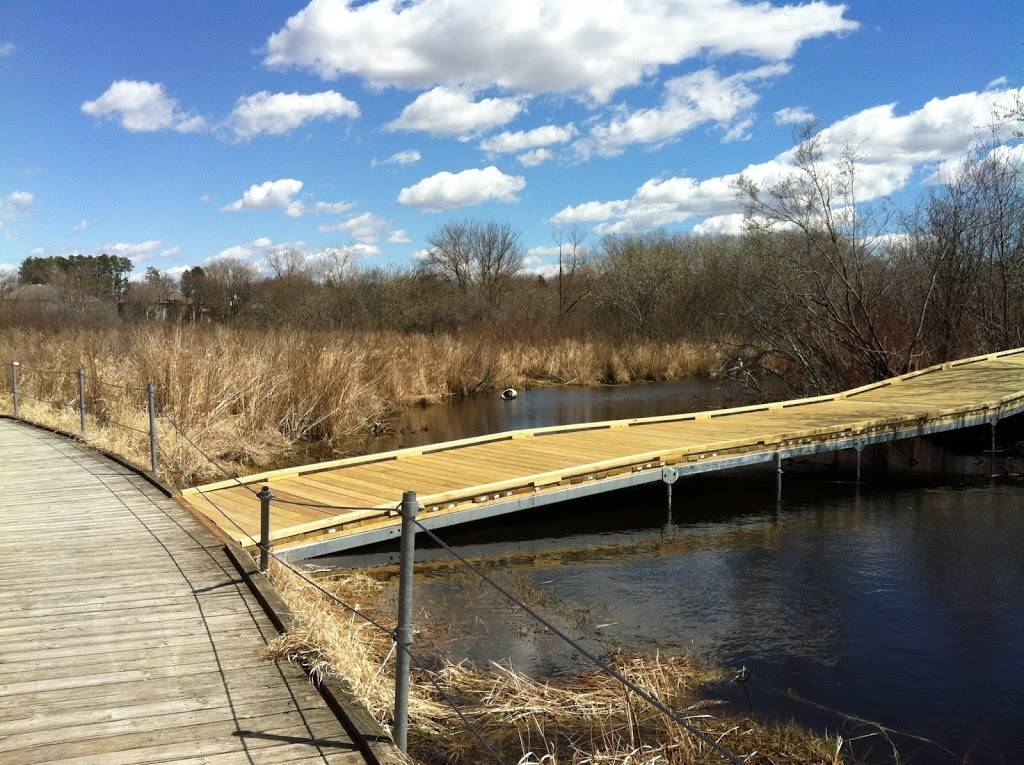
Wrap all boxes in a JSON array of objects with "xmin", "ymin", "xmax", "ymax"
[
  {"xmin": 146, "ymin": 383, "xmax": 159, "ymax": 476},
  {"xmin": 11, "ymin": 361, "xmax": 19, "ymax": 418},
  {"xmin": 77, "ymin": 368, "xmax": 87, "ymax": 435},
  {"xmin": 394, "ymin": 490, "xmax": 419, "ymax": 753},
  {"xmin": 258, "ymin": 486, "xmax": 272, "ymax": 572}
]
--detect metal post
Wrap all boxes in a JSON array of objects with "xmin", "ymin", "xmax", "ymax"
[
  {"xmin": 855, "ymin": 444, "xmax": 863, "ymax": 484},
  {"xmin": 146, "ymin": 383, "xmax": 158, "ymax": 476},
  {"xmin": 394, "ymin": 490, "xmax": 419, "ymax": 753},
  {"xmin": 258, "ymin": 486, "xmax": 272, "ymax": 572},
  {"xmin": 774, "ymin": 451, "xmax": 783, "ymax": 501},
  {"xmin": 990, "ymin": 419, "xmax": 999, "ymax": 479},
  {"xmin": 11, "ymin": 361, "xmax": 19, "ymax": 418},
  {"xmin": 77, "ymin": 368, "xmax": 87, "ymax": 435}
]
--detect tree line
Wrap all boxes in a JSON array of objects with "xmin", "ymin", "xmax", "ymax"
[{"xmin": 3, "ymin": 128, "xmax": 1022, "ymax": 393}]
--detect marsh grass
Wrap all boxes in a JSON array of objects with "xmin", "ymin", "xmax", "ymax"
[
  {"xmin": 266, "ymin": 563, "xmax": 847, "ymax": 765},
  {"xmin": 0, "ymin": 325, "xmax": 722, "ymax": 484}
]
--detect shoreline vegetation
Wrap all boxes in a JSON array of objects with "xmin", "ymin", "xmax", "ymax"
[
  {"xmin": 268, "ymin": 564, "xmax": 848, "ymax": 765},
  {"xmin": 0, "ymin": 325, "xmax": 726, "ymax": 485}
]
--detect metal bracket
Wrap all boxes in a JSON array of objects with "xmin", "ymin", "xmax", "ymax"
[{"xmin": 661, "ymin": 466, "xmax": 680, "ymax": 484}]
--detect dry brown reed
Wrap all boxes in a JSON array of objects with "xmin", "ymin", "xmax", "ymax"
[
  {"xmin": 0, "ymin": 325, "xmax": 722, "ymax": 485},
  {"xmin": 265, "ymin": 563, "xmax": 846, "ymax": 765}
]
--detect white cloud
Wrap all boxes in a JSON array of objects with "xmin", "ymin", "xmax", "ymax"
[
  {"xmin": 773, "ymin": 106, "xmax": 816, "ymax": 125},
  {"xmin": 72, "ymin": 218, "xmax": 91, "ymax": 233},
  {"xmin": 520, "ymin": 254, "xmax": 559, "ymax": 278},
  {"xmin": 229, "ymin": 90, "xmax": 359, "ymax": 140},
  {"xmin": 411, "ymin": 248, "xmax": 432, "ymax": 263},
  {"xmin": 480, "ymin": 124, "xmax": 577, "ymax": 153},
  {"xmin": 554, "ymin": 85, "xmax": 1024, "ymax": 235},
  {"xmin": 987, "ymin": 76, "xmax": 1009, "ymax": 91},
  {"xmin": 517, "ymin": 148, "xmax": 554, "ymax": 167},
  {"xmin": 208, "ymin": 236, "xmax": 276, "ymax": 262},
  {"xmin": 82, "ymin": 80, "xmax": 206, "ymax": 133},
  {"xmin": 526, "ymin": 245, "xmax": 561, "ymax": 257},
  {"xmin": 691, "ymin": 213, "xmax": 746, "ymax": 236},
  {"xmin": 386, "ymin": 87, "xmax": 522, "ymax": 138},
  {"xmin": 222, "ymin": 179, "xmax": 304, "ymax": 216},
  {"xmin": 264, "ymin": 0, "xmax": 856, "ymax": 103},
  {"xmin": 387, "ymin": 229, "xmax": 412, "ymax": 244},
  {"xmin": 199, "ymin": 194, "xmax": 212, "ymax": 203},
  {"xmin": 397, "ymin": 166, "xmax": 526, "ymax": 211},
  {"xmin": 372, "ymin": 149, "xmax": 422, "ymax": 168},
  {"xmin": 305, "ymin": 200, "xmax": 355, "ymax": 215},
  {"xmin": 549, "ymin": 199, "xmax": 628, "ymax": 225},
  {"xmin": 0, "ymin": 190, "xmax": 33, "ymax": 228},
  {"xmin": 575, "ymin": 64, "xmax": 788, "ymax": 158},
  {"xmin": 102, "ymin": 240, "xmax": 180, "ymax": 262},
  {"xmin": 319, "ymin": 211, "xmax": 389, "ymax": 242},
  {"xmin": 0, "ymin": 42, "xmax": 14, "ymax": 58}
]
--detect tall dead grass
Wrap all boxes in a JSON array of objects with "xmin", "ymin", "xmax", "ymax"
[
  {"xmin": 267, "ymin": 564, "xmax": 846, "ymax": 765},
  {"xmin": 0, "ymin": 325, "xmax": 723, "ymax": 484}
]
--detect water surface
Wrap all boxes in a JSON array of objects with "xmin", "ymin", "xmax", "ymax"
[{"xmin": 317, "ymin": 381, "xmax": 1024, "ymax": 763}]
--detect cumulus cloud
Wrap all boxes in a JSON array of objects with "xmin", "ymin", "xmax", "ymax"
[
  {"xmin": 519, "ymin": 254, "xmax": 560, "ymax": 278},
  {"xmin": 102, "ymin": 240, "xmax": 180, "ymax": 262},
  {"xmin": 229, "ymin": 90, "xmax": 359, "ymax": 140},
  {"xmin": 208, "ymin": 236, "xmax": 277, "ymax": 262},
  {"xmin": 575, "ymin": 64, "xmax": 788, "ymax": 158},
  {"xmin": 773, "ymin": 105, "xmax": 816, "ymax": 125},
  {"xmin": 264, "ymin": 0, "xmax": 856, "ymax": 103},
  {"xmin": 319, "ymin": 211, "xmax": 389, "ymax": 242},
  {"xmin": 552, "ymin": 85, "xmax": 1024, "ymax": 235},
  {"xmin": 517, "ymin": 148, "xmax": 554, "ymax": 167},
  {"xmin": 386, "ymin": 87, "xmax": 522, "ymax": 138},
  {"xmin": 0, "ymin": 42, "xmax": 14, "ymax": 58},
  {"xmin": 372, "ymin": 149, "xmax": 422, "ymax": 168},
  {"xmin": 0, "ymin": 190, "xmax": 33, "ymax": 228},
  {"xmin": 388, "ymin": 229, "xmax": 412, "ymax": 244},
  {"xmin": 397, "ymin": 166, "xmax": 526, "ymax": 211},
  {"xmin": 480, "ymin": 124, "xmax": 577, "ymax": 154},
  {"xmin": 222, "ymin": 179, "xmax": 305, "ymax": 216},
  {"xmin": 549, "ymin": 199, "xmax": 629, "ymax": 225},
  {"xmin": 82, "ymin": 80, "xmax": 206, "ymax": 133},
  {"xmin": 72, "ymin": 218, "xmax": 91, "ymax": 233}
]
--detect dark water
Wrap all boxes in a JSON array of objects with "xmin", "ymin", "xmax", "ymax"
[{"xmin": 318, "ymin": 382, "xmax": 1024, "ymax": 763}]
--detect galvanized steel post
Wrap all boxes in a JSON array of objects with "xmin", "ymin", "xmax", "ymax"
[
  {"xmin": 77, "ymin": 368, "xmax": 87, "ymax": 435},
  {"xmin": 855, "ymin": 443, "xmax": 863, "ymax": 483},
  {"xmin": 146, "ymin": 383, "xmax": 158, "ymax": 476},
  {"xmin": 258, "ymin": 486, "xmax": 272, "ymax": 572},
  {"xmin": 11, "ymin": 361, "xmax": 19, "ymax": 418},
  {"xmin": 394, "ymin": 490, "xmax": 419, "ymax": 753},
  {"xmin": 774, "ymin": 451, "xmax": 783, "ymax": 501}
]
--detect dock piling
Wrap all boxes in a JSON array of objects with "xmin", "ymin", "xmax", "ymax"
[
  {"xmin": 10, "ymin": 361, "xmax": 18, "ymax": 418},
  {"xmin": 258, "ymin": 485, "xmax": 272, "ymax": 572},
  {"xmin": 77, "ymin": 368, "xmax": 87, "ymax": 435},
  {"xmin": 146, "ymin": 383, "xmax": 158, "ymax": 476},
  {"xmin": 774, "ymin": 452, "xmax": 783, "ymax": 501},
  {"xmin": 394, "ymin": 490, "xmax": 419, "ymax": 753}
]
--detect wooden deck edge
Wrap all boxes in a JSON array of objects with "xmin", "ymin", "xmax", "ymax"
[
  {"xmin": 187, "ymin": 345, "xmax": 1024, "ymax": 495},
  {"xmin": 222, "ymin": 543, "xmax": 406, "ymax": 765},
  {"xmin": 0, "ymin": 413, "xmax": 177, "ymax": 498}
]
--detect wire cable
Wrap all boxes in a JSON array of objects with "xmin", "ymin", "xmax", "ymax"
[
  {"xmin": 16, "ymin": 365, "xmax": 74, "ymax": 376},
  {"xmin": 160, "ymin": 412, "xmax": 260, "ymax": 496},
  {"xmin": 101, "ymin": 417, "xmax": 151, "ymax": 436},
  {"xmin": 86, "ymin": 375, "xmax": 148, "ymax": 393},
  {"xmin": 410, "ymin": 517, "xmax": 744, "ymax": 765},
  {"xmin": 182, "ymin": 477, "xmax": 507, "ymax": 764}
]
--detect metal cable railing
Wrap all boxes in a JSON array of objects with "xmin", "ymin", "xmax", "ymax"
[{"xmin": 4, "ymin": 359, "xmax": 743, "ymax": 763}]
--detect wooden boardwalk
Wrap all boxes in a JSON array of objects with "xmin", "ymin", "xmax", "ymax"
[
  {"xmin": 0, "ymin": 419, "xmax": 372, "ymax": 765},
  {"xmin": 185, "ymin": 349, "xmax": 1024, "ymax": 559}
]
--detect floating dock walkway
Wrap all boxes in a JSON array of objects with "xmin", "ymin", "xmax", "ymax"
[
  {"xmin": 0, "ymin": 419, "xmax": 382, "ymax": 764},
  {"xmin": 184, "ymin": 349, "xmax": 1024, "ymax": 560}
]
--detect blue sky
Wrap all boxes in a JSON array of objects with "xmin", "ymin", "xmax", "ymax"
[{"xmin": 0, "ymin": 1, "xmax": 1021, "ymax": 278}]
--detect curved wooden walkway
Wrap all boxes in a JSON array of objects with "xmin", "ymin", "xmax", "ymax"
[
  {"xmin": 0, "ymin": 419, "xmax": 371, "ymax": 765},
  {"xmin": 185, "ymin": 348, "xmax": 1024, "ymax": 559}
]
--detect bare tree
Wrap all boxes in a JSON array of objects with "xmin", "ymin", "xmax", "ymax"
[
  {"xmin": 737, "ymin": 127, "xmax": 909, "ymax": 390},
  {"xmin": 552, "ymin": 226, "xmax": 592, "ymax": 320},
  {"xmin": 425, "ymin": 220, "xmax": 525, "ymax": 308},
  {"xmin": 265, "ymin": 247, "xmax": 308, "ymax": 280}
]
